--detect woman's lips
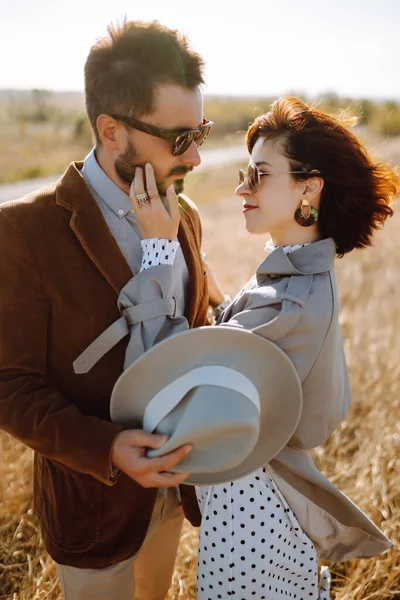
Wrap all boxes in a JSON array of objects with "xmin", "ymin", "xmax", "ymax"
[{"xmin": 243, "ymin": 204, "xmax": 258, "ymax": 213}]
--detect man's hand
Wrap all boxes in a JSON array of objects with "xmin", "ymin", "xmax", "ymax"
[{"xmin": 111, "ymin": 429, "xmax": 192, "ymax": 488}]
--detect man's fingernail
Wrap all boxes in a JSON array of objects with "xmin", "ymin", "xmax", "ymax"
[
  {"xmin": 185, "ymin": 444, "xmax": 193, "ymax": 454},
  {"xmin": 158, "ymin": 435, "xmax": 169, "ymax": 446}
]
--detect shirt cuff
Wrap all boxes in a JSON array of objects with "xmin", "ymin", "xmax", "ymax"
[{"xmin": 139, "ymin": 239, "xmax": 180, "ymax": 273}]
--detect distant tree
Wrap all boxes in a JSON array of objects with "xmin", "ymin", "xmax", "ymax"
[
  {"xmin": 358, "ymin": 99, "xmax": 376, "ymax": 124},
  {"xmin": 319, "ymin": 91, "xmax": 342, "ymax": 112},
  {"xmin": 383, "ymin": 107, "xmax": 400, "ymax": 136},
  {"xmin": 74, "ymin": 115, "xmax": 93, "ymax": 142},
  {"xmin": 31, "ymin": 89, "xmax": 54, "ymax": 122},
  {"xmin": 384, "ymin": 100, "xmax": 398, "ymax": 113},
  {"xmin": 368, "ymin": 101, "xmax": 400, "ymax": 137}
]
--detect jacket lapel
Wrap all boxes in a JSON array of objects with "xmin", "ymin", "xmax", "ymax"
[
  {"xmin": 56, "ymin": 163, "xmax": 204, "ymax": 321},
  {"xmin": 55, "ymin": 162, "xmax": 133, "ymax": 294},
  {"xmin": 177, "ymin": 204, "xmax": 204, "ymax": 327}
]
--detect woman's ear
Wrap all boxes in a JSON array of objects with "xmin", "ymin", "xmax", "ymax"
[{"xmin": 303, "ymin": 175, "xmax": 324, "ymax": 203}]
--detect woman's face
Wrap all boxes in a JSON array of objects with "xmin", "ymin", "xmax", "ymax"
[{"xmin": 235, "ymin": 137, "xmax": 306, "ymax": 242}]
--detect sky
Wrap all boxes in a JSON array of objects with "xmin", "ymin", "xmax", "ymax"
[{"xmin": 1, "ymin": 0, "xmax": 399, "ymax": 100}]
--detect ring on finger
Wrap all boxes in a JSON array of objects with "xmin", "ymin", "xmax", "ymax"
[
  {"xmin": 137, "ymin": 198, "xmax": 151, "ymax": 207},
  {"xmin": 136, "ymin": 192, "xmax": 151, "ymax": 207},
  {"xmin": 136, "ymin": 192, "xmax": 150, "ymax": 201}
]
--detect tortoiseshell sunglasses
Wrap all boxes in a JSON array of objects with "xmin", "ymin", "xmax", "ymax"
[{"xmin": 112, "ymin": 114, "xmax": 213, "ymax": 156}]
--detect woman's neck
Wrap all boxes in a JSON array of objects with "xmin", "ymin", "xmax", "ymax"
[{"xmin": 269, "ymin": 226, "xmax": 320, "ymax": 248}]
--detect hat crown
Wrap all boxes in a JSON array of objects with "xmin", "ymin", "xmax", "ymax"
[{"xmin": 147, "ymin": 385, "xmax": 261, "ymax": 473}]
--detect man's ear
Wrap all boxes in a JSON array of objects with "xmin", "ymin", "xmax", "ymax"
[{"xmin": 96, "ymin": 115, "xmax": 122, "ymax": 150}]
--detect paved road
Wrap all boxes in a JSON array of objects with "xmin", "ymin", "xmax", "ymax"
[{"xmin": 0, "ymin": 145, "xmax": 248, "ymax": 204}]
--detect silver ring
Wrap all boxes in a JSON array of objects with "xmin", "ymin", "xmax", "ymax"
[{"xmin": 136, "ymin": 192, "xmax": 150, "ymax": 207}]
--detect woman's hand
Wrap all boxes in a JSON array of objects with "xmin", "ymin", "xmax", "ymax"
[{"xmin": 130, "ymin": 163, "xmax": 180, "ymax": 240}]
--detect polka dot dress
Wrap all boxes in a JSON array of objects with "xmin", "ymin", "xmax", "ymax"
[{"xmin": 195, "ymin": 465, "xmax": 331, "ymax": 600}]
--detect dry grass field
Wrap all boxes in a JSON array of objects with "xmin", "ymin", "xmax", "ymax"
[{"xmin": 0, "ymin": 139, "xmax": 399, "ymax": 599}]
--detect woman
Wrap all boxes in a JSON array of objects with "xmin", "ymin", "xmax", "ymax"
[
  {"xmin": 78, "ymin": 96, "xmax": 398, "ymax": 598},
  {"xmin": 126, "ymin": 97, "xmax": 398, "ymax": 599},
  {"xmin": 191, "ymin": 98, "xmax": 399, "ymax": 599}
]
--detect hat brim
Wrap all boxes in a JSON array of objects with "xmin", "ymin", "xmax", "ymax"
[{"xmin": 110, "ymin": 326, "xmax": 303, "ymax": 485}]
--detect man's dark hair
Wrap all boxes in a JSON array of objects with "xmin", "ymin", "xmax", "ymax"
[{"xmin": 84, "ymin": 20, "xmax": 205, "ymax": 144}]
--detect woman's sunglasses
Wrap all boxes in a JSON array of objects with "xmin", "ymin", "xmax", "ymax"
[
  {"xmin": 111, "ymin": 114, "xmax": 213, "ymax": 156},
  {"xmin": 238, "ymin": 163, "xmax": 314, "ymax": 193}
]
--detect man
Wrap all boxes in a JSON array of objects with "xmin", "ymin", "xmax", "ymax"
[{"xmin": 0, "ymin": 20, "xmax": 225, "ymax": 600}]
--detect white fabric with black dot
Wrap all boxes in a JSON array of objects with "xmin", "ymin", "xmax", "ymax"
[
  {"xmin": 264, "ymin": 240, "xmax": 311, "ymax": 255},
  {"xmin": 195, "ymin": 465, "xmax": 331, "ymax": 600},
  {"xmin": 139, "ymin": 238, "xmax": 180, "ymax": 272}
]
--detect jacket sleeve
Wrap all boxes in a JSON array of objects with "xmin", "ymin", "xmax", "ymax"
[
  {"xmin": 218, "ymin": 275, "xmax": 345, "ymax": 449},
  {"xmin": 74, "ymin": 196, "xmax": 203, "ymax": 374},
  {"xmin": 118, "ymin": 265, "xmax": 189, "ymax": 369},
  {"xmin": 119, "ymin": 196, "xmax": 205, "ymax": 365},
  {"xmin": 219, "ymin": 275, "xmax": 328, "ymax": 382},
  {"xmin": 0, "ymin": 209, "xmax": 123, "ymax": 485}
]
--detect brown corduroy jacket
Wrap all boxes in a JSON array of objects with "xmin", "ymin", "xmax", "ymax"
[{"xmin": 0, "ymin": 162, "xmax": 208, "ymax": 568}]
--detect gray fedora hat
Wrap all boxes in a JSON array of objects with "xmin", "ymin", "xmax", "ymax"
[{"xmin": 110, "ymin": 327, "xmax": 303, "ymax": 485}]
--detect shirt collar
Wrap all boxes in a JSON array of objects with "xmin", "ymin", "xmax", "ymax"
[
  {"xmin": 81, "ymin": 148, "xmax": 133, "ymax": 219},
  {"xmin": 264, "ymin": 239, "xmax": 311, "ymax": 256}
]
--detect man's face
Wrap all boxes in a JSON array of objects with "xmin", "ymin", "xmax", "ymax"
[{"xmin": 115, "ymin": 83, "xmax": 203, "ymax": 195}]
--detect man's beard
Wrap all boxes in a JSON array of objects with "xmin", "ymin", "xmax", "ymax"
[
  {"xmin": 114, "ymin": 138, "xmax": 192, "ymax": 196},
  {"xmin": 114, "ymin": 138, "xmax": 138, "ymax": 187},
  {"xmin": 172, "ymin": 177, "xmax": 185, "ymax": 195}
]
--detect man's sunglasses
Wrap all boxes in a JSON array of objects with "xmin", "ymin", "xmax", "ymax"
[
  {"xmin": 112, "ymin": 114, "xmax": 213, "ymax": 156},
  {"xmin": 238, "ymin": 163, "xmax": 315, "ymax": 193}
]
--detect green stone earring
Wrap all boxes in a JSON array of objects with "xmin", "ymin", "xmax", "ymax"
[{"xmin": 294, "ymin": 199, "xmax": 318, "ymax": 227}]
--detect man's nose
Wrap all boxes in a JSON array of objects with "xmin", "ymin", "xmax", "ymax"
[{"xmin": 180, "ymin": 141, "xmax": 201, "ymax": 168}]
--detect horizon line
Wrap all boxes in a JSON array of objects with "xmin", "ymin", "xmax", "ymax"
[{"xmin": 0, "ymin": 87, "xmax": 399, "ymax": 103}]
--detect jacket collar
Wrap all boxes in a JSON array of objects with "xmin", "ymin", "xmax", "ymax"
[
  {"xmin": 256, "ymin": 238, "xmax": 336, "ymax": 277},
  {"xmin": 55, "ymin": 162, "xmax": 133, "ymax": 294},
  {"xmin": 55, "ymin": 162, "xmax": 202, "ymax": 323}
]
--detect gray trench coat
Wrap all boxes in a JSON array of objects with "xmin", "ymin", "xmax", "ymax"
[{"xmin": 215, "ymin": 237, "xmax": 390, "ymax": 561}]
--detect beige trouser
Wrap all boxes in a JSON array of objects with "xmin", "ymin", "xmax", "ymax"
[{"xmin": 56, "ymin": 489, "xmax": 184, "ymax": 600}]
